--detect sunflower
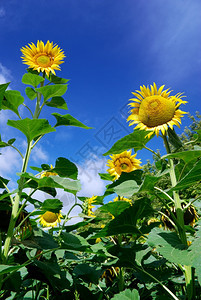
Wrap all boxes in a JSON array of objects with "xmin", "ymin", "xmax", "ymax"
[
  {"xmin": 82, "ymin": 195, "xmax": 97, "ymax": 217},
  {"xmin": 113, "ymin": 196, "xmax": 132, "ymax": 205},
  {"xmin": 21, "ymin": 40, "xmax": 65, "ymax": 76},
  {"xmin": 107, "ymin": 150, "xmax": 142, "ymax": 180},
  {"xmin": 40, "ymin": 211, "xmax": 62, "ymax": 227},
  {"xmin": 41, "ymin": 165, "xmax": 58, "ymax": 178},
  {"xmin": 127, "ymin": 83, "xmax": 187, "ymax": 137}
]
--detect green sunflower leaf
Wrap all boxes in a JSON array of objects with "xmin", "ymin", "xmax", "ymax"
[
  {"xmin": 35, "ymin": 84, "xmax": 67, "ymax": 101},
  {"xmin": 25, "ymin": 86, "xmax": 37, "ymax": 100},
  {"xmin": 111, "ymin": 289, "xmax": 140, "ymax": 300},
  {"xmin": 60, "ymin": 232, "xmax": 90, "ymax": 252},
  {"xmin": 47, "ymin": 74, "xmax": 69, "ymax": 84},
  {"xmin": 103, "ymin": 129, "xmax": 153, "ymax": 155},
  {"xmin": 2, "ymin": 90, "xmax": 24, "ymax": 117},
  {"xmin": 22, "ymin": 73, "xmax": 44, "ymax": 88},
  {"xmin": 147, "ymin": 227, "xmax": 191, "ymax": 265},
  {"xmin": 52, "ymin": 113, "xmax": 92, "ymax": 129},
  {"xmin": 0, "ymin": 82, "xmax": 10, "ymax": 109},
  {"xmin": 46, "ymin": 96, "xmax": 68, "ymax": 110},
  {"xmin": 7, "ymin": 118, "xmax": 56, "ymax": 142},
  {"xmin": 172, "ymin": 159, "xmax": 201, "ymax": 191},
  {"xmin": 54, "ymin": 157, "xmax": 78, "ymax": 179},
  {"xmin": 162, "ymin": 149, "xmax": 201, "ymax": 163},
  {"xmin": 41, "ymin": 198, "xmax": 63, "ymax": 213}
]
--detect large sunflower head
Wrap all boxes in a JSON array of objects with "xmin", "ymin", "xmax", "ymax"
[
  {"xmin": 127, "ymin": 83, "xmax": 187, "ymax": 137},
  {"xmin": 40, "ymin": 211, "xmax": 62, "ymax": 227},
  {"xmin": 21, "ymin": 40, "xmax": 65, "ymax": 76},
  {"xmin": 107, "ymin": 150, "xmax": 142, "ymax": 180}
]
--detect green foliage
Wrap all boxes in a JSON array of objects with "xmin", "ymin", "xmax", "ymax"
[
  {"xmin": 104, "ymin": 129, "xmax": 153, "ymax": 155},
  {"xmin": 22, "ymin": 73, "xmax": 45, "ymax": 88},
  {"xmin": 35, "ymin": 84, "xmax": 67, "ymax": 101},
  {"xmin": 7, "ymin": 118, "xmax": 56, "ymax": 142},
  {"xmin": 2, "ymin": 90, "xmax": 24, "ymax": 117},
  {"xmin": 111, "ymin": 289, "xmax": 140, "ymax": 300},
  {"xmin": 52, "ymin": 112, "xmax": 92, "ymax": 129}
]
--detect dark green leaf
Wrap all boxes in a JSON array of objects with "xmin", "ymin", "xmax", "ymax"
[
  {"xmin": 138, "ymin": 175, "xmax": 160, "ymax": 193},
  {"xmin": 2, "ymin": 90, "xmax": 24, "ymax": 117},
  {"xmin": 54, "ymin": 157, "xmax": 78, "ymax": 179},
  {"xmin": 46, "ymin": 97, "xmax": 68, "ymax": 110},
  {"xmin": 52, "ymin": 113, "xmax": 92, "ymax": 129},
  {"xmin": 0, "ymin": 176, "xmax": 9, "ymax": 188},
  {"xmin": 98, "ymin": 201, "xmax": 130, "ymax": 218},
  {"xmin": 73, "ymin": 264, "xmax": 102, "ymax": 284},
  {"xmin": 22, "ymin": 73, "xmax": 44, "ymax": 88},
  {"xmin": 7, "ymin": 118, "xmax": 56, "ymax": 142},
  {"xmin": 163, "ymin": 150, "xmax": 201, "ymax": 163},
  {"xmin": 41, "ymin": 198, "xmax": 63, "ymax": 213},
  {"xmin": 104, "ymin": 129, "xmax": 153, "ymax": 155},
  {"xmin": 35, "ymin": 84, "xmax": 67, "ymax": 101},
  {"xmin": 25, "ymin": 87, "xmax": 37, "ymax": 100}
]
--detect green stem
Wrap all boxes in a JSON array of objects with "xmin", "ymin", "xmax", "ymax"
[
  {"xmin": 2, "ymin": 141, "xmax": 32, "ymax": 263},
  {"xmin": 162, "ymin": 134, "xmax": 194, "ymax": 299},
  {"xmin": 58, "ymin": 202, "xmax": 82, "ymax": 236},
  {"xmin": 118, "ymin": 267, "xmax": 124, "ymax": 292}
]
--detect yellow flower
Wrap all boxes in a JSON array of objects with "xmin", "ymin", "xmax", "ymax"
[
  {"xmin": 40, "ymin": 211, "xmax": 62, "ymax": 227},
  {"xmin": 21, "ymin": 40, "xmax": 65, "ymax": 76},
  {"xmin": 107, "ymin": 150, "xmax": 141, "ymax": 180},
  {"xmin": 41, "ymin": 165, "xmax": 58, "ymax": 178},
  {"xmin": 87, "ymin": 195, "xmax": 97, "ymax": 217},
  {"xmin": 113, "ymin": 196, "xmax": 132, "ymax": 205},
  {"xmin": 127, "ymin": 83, "xmax": 187, "ymax": 137}
]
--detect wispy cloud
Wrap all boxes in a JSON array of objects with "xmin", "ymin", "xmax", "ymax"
[
  {"xmin": 31, "ymin": 146, "xmax": 49, "ymax": 163},
  {"xmin": 0, "ymin": 63, "xmax": 12, "ymax": 84},
  {"xmin": 0, "ymin": 147, "xmax": 21, "ymax": 178},
  {"xmin": 0, "ymin": 7, "xmax": 5, "ymax": 18}
]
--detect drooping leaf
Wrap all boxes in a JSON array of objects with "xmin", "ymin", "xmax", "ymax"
[
  {"xmin": 22, "ymin": 73, "xmax": 44, "ymax": 88},
  {"xmin": 52, "ymin": 113, "xmax": 92, "ymax": 129},
  {"xmin": 0, "ymin": 176, "xmax": 9, "ymax": 188},
  {"xmin": 35, "ymin": 84, "xmax": 67, "ymax": 101},
  {"xmin": 104, "ymin": 129, "xmax": 153, "ymax": 155},
  {"xmin": 7, "ymin": 118, "xmax": 56, "ymax": 142},
  {"xmin": 54, "ymin": 157, "xmax": 78, "ymax": 179},
  {"xmin": 98, "ymin": 173, "xmax": 114, "ymax": 181},
  {"xmin": 2, "ymin": 90, "xmax": 24, "ymax": 117},
  {"xmin": 46, "ymin": 96, "xmax": 68, "ymax": 110},
  {"xmin": 25, "ymin": 86, "xmax": 37, "ymax": 100},
  {"xmin": 98, "ymin": 201, "xmax": 130, "ymax": 218},
  {"xmin": 41, "ymin": 198, "xmax": 63, "ymax": 213},
  {"xmin": 73, "ymin": 264, "xmax": 102, "ymax": 284},
  {"xmin": 0, "ymin": 82, "xmax": 10, "ymax": 109}
]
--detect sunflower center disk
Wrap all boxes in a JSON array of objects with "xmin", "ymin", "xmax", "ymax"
[
  {"xmin": 43, "ymin": 212, "xmax": 57, "ymax": 223},
  {"xmin": 36, "ymin": 54, "xmax": 51, "ymax": 67},
  {"xmin": 138, "ymin": 95, "xmax": 175, "ymax": 127},
  {"xmin": 120, "ymin": 163, "xmax": 129, "ymax": 170}
]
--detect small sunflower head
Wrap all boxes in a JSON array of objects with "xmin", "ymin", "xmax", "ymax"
[
  {"xmin": 40, "ymin": 211, "xmax": 62, "ymax": 228},
  {"xmin": 82, "ymin": 195, "xmax": 97, "ymax": 217},
  {"xmin": 127, "ymin": 83, "xmax": 187, "ymax": 137},
  {"xmin": 21, "ymin": 40, "xmax": 65, "ymax": 76},
  {"xmin": 101, "ymin": 267, "xmax": 120, "ymax": 287},
  {"xmin": 107, "ymin": 150, "xmax": 142, "ymax": 180},
  {"xmin": 41, "ymin": 165, "xmax": 58, "ymax": 178}
]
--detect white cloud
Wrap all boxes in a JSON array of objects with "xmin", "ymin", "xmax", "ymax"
[
  {"xmin": 77, "ymin": 154, "xmax": 107, "ymax": 197},
  {"xmin": 31, "ymin": 146, "xmax": 49, "ymax": 163},
  {"xmin": 0, "ymin": 147, "xmax": 21, "ymax": 177},
  {"xmin": 0, "ymin": 63, "xmax": 12, "ymax": 84}
]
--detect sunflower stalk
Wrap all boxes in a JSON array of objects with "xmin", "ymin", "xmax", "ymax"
[{"xmin": 162, "ymin": 134, "xmax": 194, "ymax": 300}]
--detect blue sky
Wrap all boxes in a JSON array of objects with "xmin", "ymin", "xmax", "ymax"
[{"xmin": 0, "ymin": 0, "xmax": 201, "ymax": 201}]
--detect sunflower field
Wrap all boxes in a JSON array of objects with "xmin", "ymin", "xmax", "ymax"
[{"xmin": 1, "ymin": 41, "xmax": 201, "ymax": 300}]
